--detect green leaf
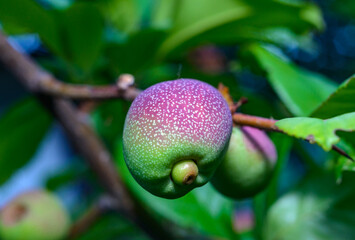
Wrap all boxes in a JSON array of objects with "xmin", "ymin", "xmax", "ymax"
[
  {"xmin": 105, "ymin": 29, "xmax": 167, "ymax": 74},
  {"xmin": 0, "ymin": 98, "xmax": 52, "ymax": 185},
  {"xmin": 338, "ymin": 132, "xmax": 355, "ymax": 154},
  {"xmin": 332, "ymin": 0, "xmax": 355, "ymax": 18},
  {"xmin": 114, "ymin": 139, "xmax": 236, "ymax": 239},
  {"xmin": 335, "ymin": 156, "xmax": 355, "ymax": 183},
  {"xmin": 232, "ymin": 27, "xmax": 316, "ymax": 51},
  {"xmin": 275, "ymin": 112, "xmax": 355, "ymax": 151},
  {"xmin": 264, "ymin": 172, "xmax": 355, "ymax": 240},
  {"xmin": 250, "ymin": 44, "xmax": 337, "ymax": 116},
  {"xmin": 0, "ymin": 0, "xmax": 62, "ymax": 54},
  {"xmin": 150, "ymin": 0, "xmax": 177, "ymax": 29},
  {"xmin": 312, "ymin": 75, "xmax": 355, "ymax": 119},
  {"xmin": 157, "ymin": 0, "xmax": 250, "ymax": 58},
  {"xmin": 96, "ymin": 0, "xmax": 142, "ymax": 34},
  {"xmin": 59, "ymin": 2, "xmax": 104, "ymax": 72},
  {"xmin": 265, "ymin": 134, "xmax": 293, "ymax": 207},
  {"xmin": 156, "ymin": 0, "xmax": 324, "ymax": 58},
  {"xmin": 332, "ymin": 139, "xmax": 355, "ymax": 182}
]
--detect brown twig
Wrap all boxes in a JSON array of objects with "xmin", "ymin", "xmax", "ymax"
[
  {"xmin": 215, "ymin": 80, "xmax": 352, "ymax": 161},
  {"xmin": 38, "ymin": 80, "xmax": 141, "ymax": 100},
  {"xmin": 232, "ymin": 113, "xmax": 281, "ymax": 132},
  {"xmin": 0, "ymin": 31, "xmax": 140, "ymax": 101},
  {"xmin": 69, "ymin": 204, "xmax": 102, "ymax": 239},
  {"xmin": 68, "ymin": 195, "xmax": 118, "ymax": 239},
  {"xmin": 233, "ymin": 112, "xmax": 353, "ymax": 161},
  {"xmin": 0, "ymin": 31, "xmax": 173, "ymax": 240}
]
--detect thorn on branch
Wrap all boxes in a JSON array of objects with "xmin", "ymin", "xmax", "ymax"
[
  {"xmin": 231, "ymin": 97, "xmax": 249, "ymax": 113},
  {"xmin": 332, "ymin": 145, "xmax": 354, "ymax": 162}
]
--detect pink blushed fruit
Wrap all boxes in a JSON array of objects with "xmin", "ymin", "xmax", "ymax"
[
  {"xmin": 211, "ymin": 126, "xmax": 277, "ymax": 199},
  {"xmin": 123, "ymin": 79, "xmax": 233, "ymax": 199}
]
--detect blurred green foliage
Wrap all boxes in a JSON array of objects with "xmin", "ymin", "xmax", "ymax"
[
  {"xmin": 265, "ymin": 172, "xmax": 355, "ymax": 240},
  {"xmin": 0, "ymin": 0, "xmax": 354, "ymax": 239},
  {"xmin": 0, "ymin": 98, "xmax": 51, "ymax": 185},
  {"xmin": 312, "ymin": 75, "xmax": 355, "ymax": 118}
]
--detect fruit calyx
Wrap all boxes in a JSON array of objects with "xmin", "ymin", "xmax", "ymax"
[
  {"xmin": 171, "ymin": 160, "xmax": 198, "ymax": 185},
  {"xmin": 1, "ymin": 203, "xmax": 27, "ymax": 226}
]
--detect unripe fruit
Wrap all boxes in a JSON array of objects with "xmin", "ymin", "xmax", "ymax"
[
  {"xmin": 123, "ymin": 79, "xmax": 233, "ymax": 199},
  {"xmin": 0, "ymin": 190, "xmax": 70, "ymax": 240},
  {"xmin": 211, "ymin": 126, "xmax": 277, "ymax": 199}
]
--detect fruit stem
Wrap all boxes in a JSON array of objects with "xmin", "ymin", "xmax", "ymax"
[{"xmin": 171, "ymin": 160, "xmax": 198, "ymax": 185}]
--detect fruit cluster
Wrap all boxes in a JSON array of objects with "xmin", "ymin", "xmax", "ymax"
[
  {"xmin": 0, "ymin": 79, "xmax": 277, "ymax": 240},
  {"xmin": 123, "ymin": 79, "xmax": 277, "ymax": 199}
]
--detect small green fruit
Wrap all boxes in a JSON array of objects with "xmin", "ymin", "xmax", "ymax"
[
  {"xmin": 123, "ymin": 79, "xmax": 232, "ymax": 199},
  {"xmin": 0, "ymin": 190, "xmax": 70, "ymax": 240},
  {"xmin": 211, "ymin": 126, "xmax": 277, "ymax": 199}
]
